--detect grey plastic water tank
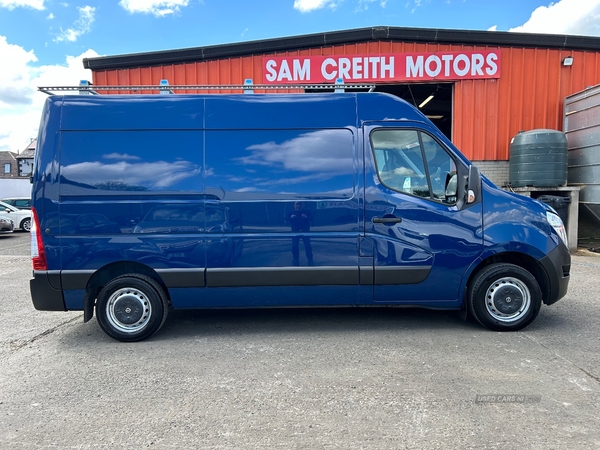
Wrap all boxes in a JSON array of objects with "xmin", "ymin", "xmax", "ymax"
[{"xmin": 509, "ymin": 129, "xmax": 568, "ymax": 187}]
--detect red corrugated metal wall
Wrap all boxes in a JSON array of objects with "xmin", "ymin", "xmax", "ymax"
[{"xmin": 92, "ymin": 42, "xmax": 600, "ymax": 161}]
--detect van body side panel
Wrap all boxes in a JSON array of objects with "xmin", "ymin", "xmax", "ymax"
[
  {"xmin": 204, "ymin": 94, "xmax": 358, "ymax": 129},
  {"xmin": 197, "ymin": 286, "xmax": 361, "ymax": 308},
  {"xmin": 201, "ymin": 96, "xmax": 364, "ymax": 304},
  {"xmin": 55, "ymin": 100, "xmax": 208, "ymax": 306},
  {"xmin": 481, "ymin": 182, "xmax": 559, "ymax": 257},
  {"xmin": 480, "ymin": 181, "xmax": 571, "ymax": 304},
  {"xmin": 64, "ymin": 289, "xmax": 86, "ymax": 309},
  {"xmin": 59, "ymin": 95, "xmax": 205, "ymax": 131},
  {"xmin": 364, "ymin": 122, "xmax": 484, "ymax": 305}
]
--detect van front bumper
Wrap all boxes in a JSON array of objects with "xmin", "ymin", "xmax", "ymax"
[
  {"xmin": 539, "ymin": 243, "xmax": 571, "ymax": 305},
  {"xmin": 30, "ymin": 271, "xmax": 66, "ymax": 311}
]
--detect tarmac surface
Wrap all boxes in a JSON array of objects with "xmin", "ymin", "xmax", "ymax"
[{"xmin": 1, "ymin": 232, "xmax": 599, "ymax": 449}]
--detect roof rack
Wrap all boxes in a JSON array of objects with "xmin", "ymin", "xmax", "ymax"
[{"xmin": 38, "ymin": 79, "xmax": 377, "ymax": 96}]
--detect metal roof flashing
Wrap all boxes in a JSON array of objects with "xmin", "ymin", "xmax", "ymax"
[{"xmin": 82, "ymin": 26, "xmax": 600, "ymax": 71}]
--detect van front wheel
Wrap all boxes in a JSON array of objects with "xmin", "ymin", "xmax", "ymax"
[
  {"xmin": 469, "ymin": 263, "xmax": 542, "ymax": 331},
  {"xmin": 96, "ymin": 274, "xmax": 169, "ymax": 342}
]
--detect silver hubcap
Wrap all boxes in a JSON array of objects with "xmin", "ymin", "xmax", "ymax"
[
  {"xmin": 485, "ymin": 277, "xmax": 531, "ymax": 323},
  {"xmin": 106, "ymin": 287, "xmax": 152, "ymax": 333}
]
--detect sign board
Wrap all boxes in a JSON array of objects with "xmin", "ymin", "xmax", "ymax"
[{"xmin": 263, "ymin": 51, "xmax": 501, "ymax": 84}]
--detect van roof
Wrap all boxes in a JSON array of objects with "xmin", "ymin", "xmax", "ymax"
[{"xmin": 50, "ymin": 92, "xmax": 429, "ymax": 131}]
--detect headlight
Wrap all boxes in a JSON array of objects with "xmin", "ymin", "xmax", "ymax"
[{"xmin": 546, "ymin": 211, "xmax": 568, "ymax": 246}]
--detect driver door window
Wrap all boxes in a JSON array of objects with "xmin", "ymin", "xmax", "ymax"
[{"xmin": 371, "ymin": 129, "xmax": 457, "ymax": 205}]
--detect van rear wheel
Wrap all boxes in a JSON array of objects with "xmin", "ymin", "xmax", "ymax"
[
  {"xmin": 96, "ymin": 274, "xmax": 168, "ymax": 342},
  {"xmin": 469, "ymin": 263, "xmax": 541, "ymax": 331}
]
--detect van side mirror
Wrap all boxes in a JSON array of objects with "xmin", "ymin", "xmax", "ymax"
[{"xmin": 466, "ymin": 165, "xmax": 482, "ymax": 204}]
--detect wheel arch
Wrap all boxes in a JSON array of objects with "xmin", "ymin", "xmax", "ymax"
[
  {"xmin": 465, "ymin": 252, "xmax": 550, "ymax": 307},
  {"xmin": 83, "ymin": 261, "xmax": 170, "ymax": 323}
]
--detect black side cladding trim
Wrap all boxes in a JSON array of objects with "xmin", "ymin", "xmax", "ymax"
[
  {"xmin": 47, "ymin": 270, "xmax": 62, "ymax": 290},
  {"xmin": 30, "ymin": 272, "xmax": 66, "ymax": 311},
  {"xmin": 61, "ymin": 270, "xmax": 94, "ymax": 290},
  {"xmin": 539, "ymin": 243, "xmax": 571, "ymax": 305},
  {"xmin": 359, "ymin": 266, "xmax": 374, "ymax": 285},
  {"xmin": 58, "ymin": 265, "xmax": 430, "ymax": 291},
  {"xmin": 60, "ymin": 268, "xmax": 206, "ymax": 289},
  {"xmin": 156, "ymin": 268, "xmax": 205, "ymax": 288}
]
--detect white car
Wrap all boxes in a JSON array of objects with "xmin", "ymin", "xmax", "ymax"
[
  {"xmin": 1, "ymin": 197, "xmax": 31, "ymax": 210},
  {"xmin": 0, "ymin": 215, "xmax": 13, "ymax": 233},
  {"xmin": 0, "ymin": 201, "xmax": 31, "ymax": 232}
]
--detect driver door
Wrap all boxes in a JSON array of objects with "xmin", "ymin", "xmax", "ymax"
[{"xmin": 363, "ymin": 123, "xmax": 483, "ymax": 306}]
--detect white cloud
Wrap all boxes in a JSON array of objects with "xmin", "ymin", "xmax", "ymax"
[
  {"xmin": 62, "ymin": 160, "xmax": 201, "ymax": 189},
  {"xmin": 357, "ymin": 0, "xmax": 388, "ymax": 11},
  {"xmin": 488, "ymin": 25, "xmax": 497, "ymax": 32},
  {"xmin": 240, "ymin": 130, "xmax": 353, "ymax": 175},
  {"xmin": 509, "ymin": 0, "xmax": 600, "ymax": 36},
  {"xmin": 119, "ymin": 0, "xmax": 190, "ymax": 17},
  {"xmin": 0, "ymin": 35, "xmax": 98, "ymax": 153},
  {"xmin": 0, "ymin": 36, "xmax": 37, "ymax": 108},
  {"xmin": 405, "ymin": 0, "xmax": 426, "ymax": 14},
  {"xmin": 0, "ymin": 0, "xmax": 44, "ymax": 10},
  {"xmin": 356, "ymin": 0, "xmax": 375, "ymax": 11},
  {"xmin": 295, "ymin": 0, "xmax": 388, "ymax": 12},
  {"xmin": 293, "ymin": 0, "xmax": 341, "ymax": 13},
  {"xmin": 54, "ymin": 5, "xmax": 95, "ymax": 43}
]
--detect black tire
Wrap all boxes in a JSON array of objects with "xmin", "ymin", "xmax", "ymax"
[
  {"xmin": 96, "ymin": 274, "xmax": 169, "ymax": 342},
  {"xmin": 468, "ymin": 263, "xmax": 542, "ymax": 331},
  {"xmin": 20, "ymin": 218, "xmax": 31, "ymax": 232}
]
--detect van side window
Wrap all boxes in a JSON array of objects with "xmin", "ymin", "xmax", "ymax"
[
  {"xmin": 371, "ymin": 129, "xmax": 457, "ymax": 205},
  {"xmin": 421, "ymin": 133, "xmax": 457, "ymax": 203}
]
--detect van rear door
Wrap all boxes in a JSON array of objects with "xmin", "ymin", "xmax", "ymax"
[{"xmin": 363, "ymin": 123, "xmax": 483, "ymax": 306}]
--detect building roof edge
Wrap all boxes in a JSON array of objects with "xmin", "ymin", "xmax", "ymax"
[{"xmin": 83, "ymin": 26, "xmax": 600, "ymax": 71}]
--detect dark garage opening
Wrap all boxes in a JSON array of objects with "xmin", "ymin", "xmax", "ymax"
[
  {"xmin": 375, "ymin": 83, "xmax": 453, "ymax": 140},
  {"xmin": 305, "ymin": 82, "xmax": 453, "ymax": 140}
]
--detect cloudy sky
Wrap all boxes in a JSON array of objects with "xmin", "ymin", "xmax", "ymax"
[{"xmin": 1, "ymin": 0, "xmax": 599, "ymax": 154}]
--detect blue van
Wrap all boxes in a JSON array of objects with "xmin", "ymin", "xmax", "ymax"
[{"xmin": 30, "ymin": 92, "xmax": 570, "ymax": 341}]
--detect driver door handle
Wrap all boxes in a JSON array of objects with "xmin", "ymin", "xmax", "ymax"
[{"xmin": 373, "ymin": 216, "xmax": 403, "ymax": 224}]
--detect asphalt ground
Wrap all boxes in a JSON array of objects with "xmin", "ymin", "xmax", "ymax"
[{"xmin": 1, "ymin": 231, "xmax": 599, "ymax": 449}]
